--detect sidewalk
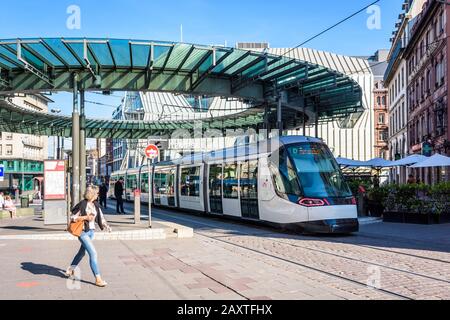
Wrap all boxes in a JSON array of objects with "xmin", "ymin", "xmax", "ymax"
[{"xmin": 0, "ymin": 205, "xmax": 192, "ymax": 241}]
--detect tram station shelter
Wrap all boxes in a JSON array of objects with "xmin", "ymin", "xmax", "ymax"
[{"xmin": 0, "ymin": 38, "xmax": 364, "ymax": 205}]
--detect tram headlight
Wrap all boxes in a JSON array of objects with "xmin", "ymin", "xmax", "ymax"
[{"xmin": 298, "ymin": 198, "xmax": 327, "ymax": 207}]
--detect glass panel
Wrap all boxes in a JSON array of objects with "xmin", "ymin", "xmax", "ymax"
[
  {"xmin": 224, "ymin": 55, "xmax": 259, "ymax": 75},
  {"xmin": 0, "ymin": 45, "xmax": 22, "ymax": 66},
  {"xmin": 209, "ymin": 164, "xmax": 222, "ymax": 198},
  {"xmin": 165, "ymin": 43, "xmax": 192, "ymax": 69},
  {"xmin": 241, "ymin": 59, "xmax": 271, "ymax": 78},
  {"xmin": 109, "ymin": 39, "xmax": 131, "ymax": 66},
  {"xmin": 0, "ymin": 56, "xmax": 16, "ymax": 68},
  {"xmin": 126, "ymin": 174, "xmax": 138, "ymax": 190},
  {"xmin": 212, "ymin": 50, "xmax": 247, "ymax": 73},
  {"xmin": 180, "ymin": 167, "xmax": 201, "ymax": 197},
  {"xmin": 269, "ymin": 149, "xmax": 301, "ymax": 201},
  {"xmin": 131, "ymin": 44, "xmax": 150, "ymax": 68},
  {"xmin": 90, "ymin": 43, "xmax": 114, "ymax": 66},
  {"xmin": 287, "ymin": 143, "xmax": 352, "ymax": 198},
  {"xmin": 141, "ymin": 173, "xmax": 149, "ymax": 193},
  {"xmin": 152, "ymin": 45, "xmax": 173, "ymax": 68},
  {"xmin": 223, "ymin": 163, "xmax": 239, "ymax": 199},
  {"xmin": 43, "ymin": 39, "xmax": 81, "ymax": 66},
  {"xmin": 27, "ymin": 43, "xmax": 65, "ymax": 67},
  {"xmin": 182, "ymin": 48, "xmax": 210, "ymax": 70},
  {"xmin": 66, "ymin": 43, "xmax": 84, "ymax": 63}
]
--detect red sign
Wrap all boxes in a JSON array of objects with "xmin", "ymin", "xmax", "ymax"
[
  {"xmin": 145, "ymin": 144, "xmax": 159, "ymax": 160},
  {"xmin": 44, "ymin": 160, "xmax": 66, "ymax": 200}
]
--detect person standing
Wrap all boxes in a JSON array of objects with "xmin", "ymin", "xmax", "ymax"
[
  {"xmin": 114, "ymin": 177, "xmax": 125, "ymax": 214},
  {"xmin": 0, "ymin": 192, "xmax": 5, "ymax": 209},
  {"xmin": 3, "ymin": 195, "xmax": 17, "ymax": 219},
  {"xmin": 99, "ymin": 179, "xmax": 108, "ymax": 209},
  {"xmin": 66, "ymin": 186, "xmax": 111, "ymax": 287}
]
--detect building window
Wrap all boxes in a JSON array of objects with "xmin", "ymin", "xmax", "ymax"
[
  {"xmin": 382, "ymin": 96, "xmax": 386, "ymax": 106},
  {"xmin": 6, "ymin": 144, "xmax": 12, "ymax": 155},
  {"xmin": 401, "ymin": 67, "xmax": 405, "ymax": 88},
  {"xmin": 0, "ymin": 145, "xmax": 2, "ymax": 155},
  {"xmin": 378, "ymin": 113, "xmax": 385, "ymax": 125},
  {"xmin": 6, "ymin": 134, "xmax": 13, "ymax": 140}
]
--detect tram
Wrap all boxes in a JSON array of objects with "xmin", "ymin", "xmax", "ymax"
[{"xmin": 109, "ymin": 136, "xmax": 359, "ymax": 234}]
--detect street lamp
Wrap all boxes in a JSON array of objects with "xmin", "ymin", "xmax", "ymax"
[{"xmin": 21, "ymin": 138, "xmax": 25, "ymax": 197}]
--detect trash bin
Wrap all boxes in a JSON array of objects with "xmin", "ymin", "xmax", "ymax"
[{"xmin": 20, "ymin": 196, "xmax": 29, "ymax": 208}]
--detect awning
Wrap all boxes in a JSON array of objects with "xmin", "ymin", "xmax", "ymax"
[{"xmin": 410, "ymin": 154, "xmax": 450, "ymax": 168}]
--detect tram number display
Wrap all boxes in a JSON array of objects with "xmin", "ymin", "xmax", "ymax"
[{"xmin": 289, "ymin": 146, "xmax": 322, "ymax": 156}]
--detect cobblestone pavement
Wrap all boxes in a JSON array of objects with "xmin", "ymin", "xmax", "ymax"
[{"xmin": 1, "ymin": 201, "xmax": 449, "ymax": 300}]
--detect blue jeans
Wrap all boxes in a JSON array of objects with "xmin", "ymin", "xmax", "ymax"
[{"xmin": 70, "ymin": 230, "xmax": 101, "ymax": 277}]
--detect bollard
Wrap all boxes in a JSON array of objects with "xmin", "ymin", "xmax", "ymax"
[{"xmin": 134, "ymin": 189, "xmax": 141, "ymax": 225}]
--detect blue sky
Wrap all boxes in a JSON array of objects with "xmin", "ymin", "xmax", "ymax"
[{"xmin": 1, "ymin": 0, "xmax": 404, "ymax": 147}]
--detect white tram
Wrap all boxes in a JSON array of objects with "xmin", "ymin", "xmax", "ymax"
[{"xmin": 109, "ymin": 136, "xmax": 359, "ymax": 234}]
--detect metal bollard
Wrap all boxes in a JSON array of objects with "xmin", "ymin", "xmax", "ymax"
[{"xmin": 134, "ymin": 189, "xmax": 141, "ymax": 225}]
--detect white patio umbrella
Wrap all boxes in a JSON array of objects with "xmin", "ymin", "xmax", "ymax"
[
  {"xmin": 410, "ymin": 154, "xmax": 450, "ymax": 168},
  {"xmin": 391, "ymin": 155, "xmax": 427, "ymax": 167}
]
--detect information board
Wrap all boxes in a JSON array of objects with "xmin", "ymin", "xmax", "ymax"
[{"xmin": 44, "ymin": 160, "xmax": 66, "ymax": 200}]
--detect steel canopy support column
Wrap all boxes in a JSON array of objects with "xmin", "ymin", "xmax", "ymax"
[
  {"xmin": 79, "ymin": 90, "xmax": 86, "ymax": 200},
  {"xmin": 315, "ymin": 103, "xmax": 319, "ymax": 138},
  {"xmin": 72, "ymin": 74, "xmax": 80, "ymax": 206},
  {"xmin": 277, "ymin": 98, "xmax": 283, "ymax": 137}
]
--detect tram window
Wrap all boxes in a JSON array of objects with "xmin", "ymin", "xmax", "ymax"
[
  {"xmin": 180, "ymin": 167, "xmax": 201, "ymax": 197},
  {"xmin": 269, "ymin": 149, "xmax": 302, "ymax": 200},
  {"xmin": 141, "ymin": 173, "xmax": 149, "ymax": 193},
  {"xmin": 223, "ymin": 163, "xmax": 239, "ymax": 199},
  {"xmin": 126, "ymin": 175, "xmax": 138, "ymax": 190},
  {"xmin": 209, "ymin": 165, "xmax": 223, "ymax": 197},
  {"xmin": 155, "ymin": 172, "xmax": 170, "ymax": 195},
  {"xmin": 240, "ymin": 161, "xmax": 258, "ymax": 199}
]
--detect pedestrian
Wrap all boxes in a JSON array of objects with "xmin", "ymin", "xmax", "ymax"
[
  {"xmin": 3, "ymin": 195, "xmax": 17, "ymax": 219},
  {"xmin": 407, "ymin": 174, "xmax": 416, "ymax": 184},
  {"xmin": 99, "ymin": 179, "xmax": 108, "ymax": 209},
  {"xmin": 0, "ymin": 192, "xmax": 4, "ymax": 209},
  {"xmin": 373, "ymin": 175, "xmax": 380, "ymax": 189},
  {"xmin": 114, "ymin": 177, "xmax": 125, "ymax": 214},
  {"xmin": 66, "ymin": 186, "xmax": 111, "ymax": 288}
]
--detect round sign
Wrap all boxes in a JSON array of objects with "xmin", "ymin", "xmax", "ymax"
[{"xmin": 145, "ymin": 144, "xmax": 159, "ymax": 160}]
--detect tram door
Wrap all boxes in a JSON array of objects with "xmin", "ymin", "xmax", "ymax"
[
  {"xmin": 208, "ymin": 164, "xmax": 223, "ymax": 214},
  {"xmin": 240, "ymin": 160, "xmax": 259, "ymax": 219}
]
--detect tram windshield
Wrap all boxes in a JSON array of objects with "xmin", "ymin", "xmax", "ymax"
[{"xmin": 286, "ymin": 143, "xmax": 352, "ymax": 198}]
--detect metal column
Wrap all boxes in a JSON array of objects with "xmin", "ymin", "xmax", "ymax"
[
  {"xmin": 315, "ymin": 103, "xmax": 319, "ymax": 138},
  {"xmin": 302, "ymin": 98, "xmax": 307, "ymax": 136},
  {"xmin": 72, "ymin": 74, "xmax": 80, "ymax": 206},
  {"xmin": 277, "ymin": 98, "xmax": 283, "ymax": 137},
  {"xmin": 79, "ymin": 90, "xmax": 86, "ymax": 200}
]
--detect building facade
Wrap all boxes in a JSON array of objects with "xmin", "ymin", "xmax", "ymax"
[
  {"xmin": 385, "ymin": 0, "xmax": 426, "ymax": 184},
  {"xmin": 0, "ymin": 94, "xmax": 50, "ymax": 194},
  {"xmin": 405, "ymin": 0, "xmax": 449, "ymax": 184},
  {"xmin": 370, "ymin": 50, "xmax": 389, "ymax": 160}
]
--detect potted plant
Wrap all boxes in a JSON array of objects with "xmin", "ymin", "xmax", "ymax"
[{"xmin": 367, "ymin": 186, "xmax": 388, "ymax": 217}]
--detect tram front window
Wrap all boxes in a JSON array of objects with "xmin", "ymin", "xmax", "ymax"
[{"xmin": 286, "ymin": 143, "xmax": 352, "ymax": 198}]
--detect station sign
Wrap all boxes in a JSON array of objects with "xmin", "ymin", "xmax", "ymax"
[{"xmin": 0, "ymin": 164, "xmax": 4, "ymax": 182}]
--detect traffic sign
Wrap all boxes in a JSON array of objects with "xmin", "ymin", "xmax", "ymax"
[
  {"xmin": 0, "ymin": 164, "xmax": 4, "ymax": 182},
  {"xmin": 145, "ymin": 144, "xmax": 159, "ymax": 160}
]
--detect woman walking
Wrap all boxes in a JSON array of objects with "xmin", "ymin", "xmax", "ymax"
[{"xmin": 66, "ymin": 186, "xmax": 111, "ymax": 287}]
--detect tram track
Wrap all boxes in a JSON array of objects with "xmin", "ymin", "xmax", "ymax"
[
  {"xmin": 116, "ymin": 202, "xmax": 450, "ymax": 299},
  {"xmin": 149, "ymin": 209, "xmax": 418, "ymax": 300}
]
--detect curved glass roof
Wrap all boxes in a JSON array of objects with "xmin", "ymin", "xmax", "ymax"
[
  {"xmin": 0, "ymin": 38, "xmax": 362, "ymax": 117},
  {"xmin": 0, "ymin": 38, "xmax": 362, "ymax": 138}
]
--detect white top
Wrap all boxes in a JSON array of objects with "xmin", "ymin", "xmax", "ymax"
[
  {"xmin": 86, "ymin": 202, "xmax": 97, "ymax": 230},
  {"xmin": 71, "ymin": 202, "xmax": 107, "ymax": 231}
]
